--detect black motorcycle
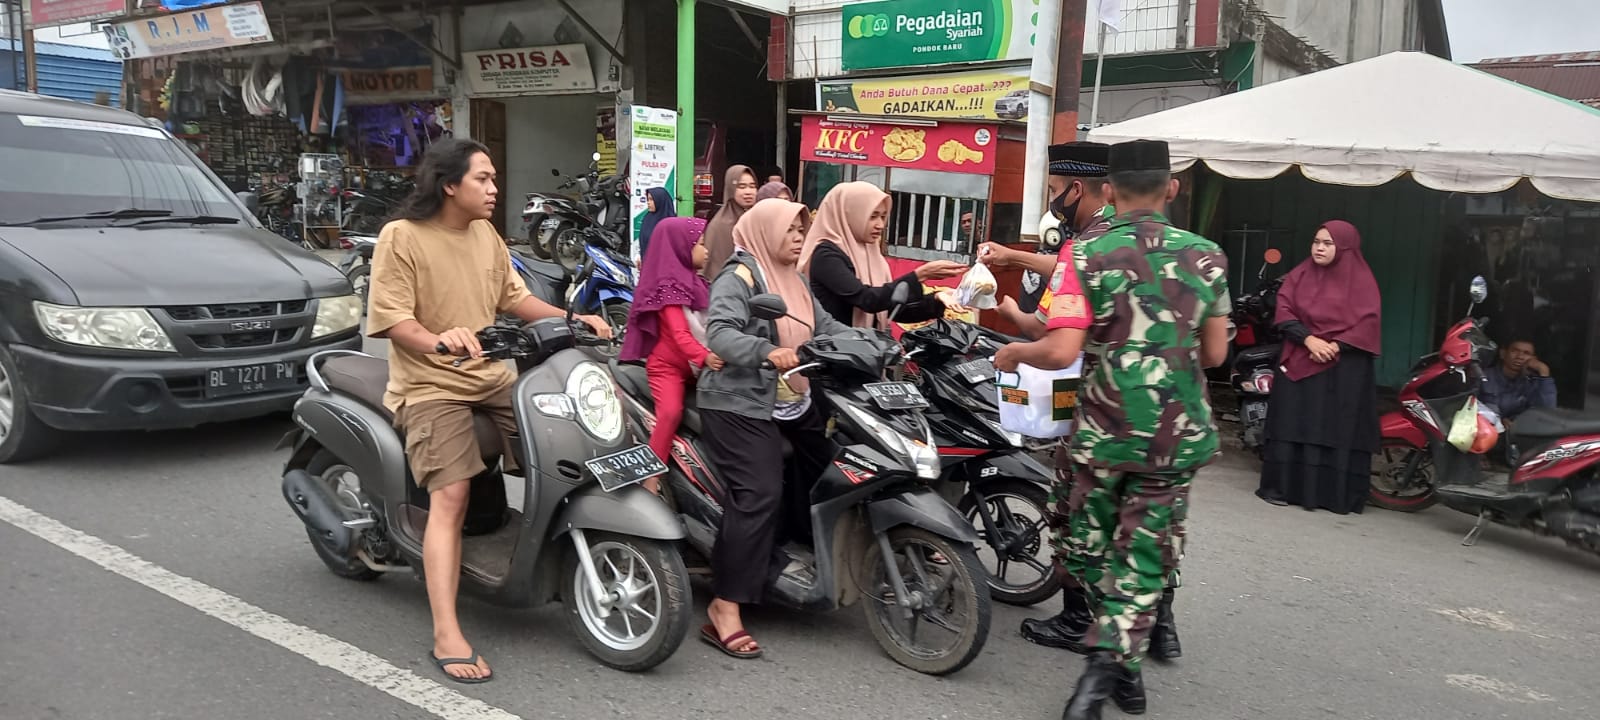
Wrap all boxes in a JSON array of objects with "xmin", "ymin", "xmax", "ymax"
[
  {"xmin": 524, "ymin": 151, "xmax": 630, "ymax": 265},
  {"xmin": 899, "ymin": 318, "xmax": 1063, "ymax": 607},
  {"xmin": 610, "ymin": 292, "xmax": 993, "ymax": 676},
  {"xmin": 277, "ymin": 319, "xmax": 693, "ymax": 671},
  {"xmin": 1228, "ymin": 250, "xmax": 1285, "ymax": 457}
]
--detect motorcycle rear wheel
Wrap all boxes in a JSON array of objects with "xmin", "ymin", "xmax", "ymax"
[
  {"xmin": 1369, "ymin": 445, "xmax": 1438, "ymax": 512},
  {"xmin": 304, "ymin": 451, "xmax": 383, "ymax": 581},
  {"xmin": 561, "ymin": 532, "xmax": 692, "ymax": 672},
  {"xmin": 957, "ymin": 479, "xmax": 1061, "ymax": 606},
  {"xmin": 861, "ymin": 527, "xmax": 991, "ymax": 675}
]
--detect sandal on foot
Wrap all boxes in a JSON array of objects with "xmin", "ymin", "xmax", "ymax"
[
  {"xmin": 431, "ymin": 652, "xmax": 493, "ymax": 684},
  {"xmin": 700, "ymin": 623, "xmax": 762, "ymax": 659}
]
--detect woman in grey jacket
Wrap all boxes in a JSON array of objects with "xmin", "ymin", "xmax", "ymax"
[{"xmin": 696, "ymin": 199, "xmax": 853, "ymax": 659}]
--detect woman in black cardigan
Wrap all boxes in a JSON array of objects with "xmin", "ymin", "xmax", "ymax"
[{"xmin": 798, "ymin": 181, "xmax": 968, "ymax": 328}]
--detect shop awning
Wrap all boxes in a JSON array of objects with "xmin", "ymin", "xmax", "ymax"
[{"xmin": 1087, "ymin": 52, "xmax": 1600, "ymax": 202}]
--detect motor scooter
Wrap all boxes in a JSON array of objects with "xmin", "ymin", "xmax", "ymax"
[
  {"xmin": 1374, "ymin": 276, "xmax": 1600, "ymax": 557},
  {"xmin": 610, "ymin": 291, "xmax": 993, "ymax": 675},
  {"xmin": 897, "ymin": 318, "xmax": 1062, "ymax": 607},
  {"xmin": 1228, "ymin": 249, "xmax": 1286, "ymax": 457},
  {"xmin": 276, "ymin": 318, "xmax": 693, "ymax": 671}
]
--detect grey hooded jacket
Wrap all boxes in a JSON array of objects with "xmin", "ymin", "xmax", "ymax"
[{"xmin": 696, "ymin": 251, "xmax": 853, "ymax": 420}]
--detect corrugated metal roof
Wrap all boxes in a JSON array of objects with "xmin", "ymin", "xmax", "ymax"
[
  {"xmin": 1472, "ymin": 54, "xmax": 1600, "ymax": 106},
  {"xmin": 0, "ymin": 38, "xmax": 118, "ymax": 62}
]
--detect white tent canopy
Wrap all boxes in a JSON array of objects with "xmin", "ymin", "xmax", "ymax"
[{"xmin": 1087, "ymin": 52, "xmax": 1600, "ymax": 202}]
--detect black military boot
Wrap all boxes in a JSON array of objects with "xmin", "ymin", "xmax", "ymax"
[
  {"xmin": 1061, "ymin": 652, "xmax": 1122, "ymax": 720},
  {"xmin": 1021, "ymin": 587, "xmax": 1092, "ymax": 652},
  {"xmin": 1148, "ymin": 588, "xmax": 1182, "ymax": 661},
  {"xmin": 1111, "ymin": 666, "xmax": 1147, "ymax": 715}
]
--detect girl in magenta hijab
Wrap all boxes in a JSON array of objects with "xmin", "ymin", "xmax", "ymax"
[
  {"xmin": 1257, "ymin": 220, "xmax": 1383, "ymax": 514},
  {"xmin": 621, "ymin": 217, "xmax": 723, "ymax": 492}
]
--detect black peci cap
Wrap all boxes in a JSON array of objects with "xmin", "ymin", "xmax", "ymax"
[
  {"xmin": 1048, "ymin": 142, "xmax": 1110, "ymax": 177},
  {"xmin": 1107, "ymin": 139, "xmax": 1171, "ymax": 174}
]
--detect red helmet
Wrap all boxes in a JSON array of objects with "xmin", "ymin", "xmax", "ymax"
[{"xmin": 1471, "ymin": 414, "xmax": 1500, "ymax": 454}]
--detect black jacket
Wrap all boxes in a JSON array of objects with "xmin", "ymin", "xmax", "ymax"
[{"xmin": 806, "ymin": 241, "xmax": 945, "ymax": 328}]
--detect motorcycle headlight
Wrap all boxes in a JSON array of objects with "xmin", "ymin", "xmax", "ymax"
[
  {"xmin": 34, "ymin": 301, "xmax": 174, "ymax": 352},
  {"xmin": 567, "ymin": 361, "xmax": 623, "ymax": 442},
  {"xmin": 841, "ymin": 403, "xmax": 941, "ymax": 481},
  {"xmin": 313, "ymin": 294, "xmax": 363, "ymax": 338}
]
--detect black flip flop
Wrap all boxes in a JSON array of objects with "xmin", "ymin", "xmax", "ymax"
[
  {"xmin": 700, "ymin": 623, "xmax": 762, "ymax": 659},
  {"xmin": 431, "ymin": 652, "xmax": 493, "ymax": 684}
]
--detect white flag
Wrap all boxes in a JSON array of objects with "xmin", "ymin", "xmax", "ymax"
[{"xmin": 1098, "ymin": 0, "xmax": 1123, "ymax": 31}]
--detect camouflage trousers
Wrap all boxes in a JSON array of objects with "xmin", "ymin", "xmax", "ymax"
[
  {"xmin": 1046, "ymin": 445, "xmax": 1187, "ymax": 589},
  {"xmin": 1047, "ymin": 447, "xmax": 1192, "ymax": 670}
]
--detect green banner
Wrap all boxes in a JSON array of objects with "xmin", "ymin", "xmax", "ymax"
[{"xmin": 840, "ymin": 0, "xmax": 1038, "ymax": 72}]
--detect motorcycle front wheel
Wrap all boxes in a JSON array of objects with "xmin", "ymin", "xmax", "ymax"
[
  {"xmin": 1369, "ymin": 444, "xmax": 1438, "ymax": 512},
  {"xmin": 561, "ymin": 532, "xmax": 692, "ymax": 672},
  {"xmin": 860, "ymin": 527, "xmax": 991, "ymax": 675},
  {"xmin": 958, "ymin": 479, "xmax": 1061, "ymax": 606}
]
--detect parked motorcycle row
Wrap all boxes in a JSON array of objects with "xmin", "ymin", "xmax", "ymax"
[
  {"xmin": 278, "ymin": 278, "xmax": 1070, "ymax": 676},
  {"xmin": 1222, "ymin": 260, "xmax": 1600, "ymax": 557}
]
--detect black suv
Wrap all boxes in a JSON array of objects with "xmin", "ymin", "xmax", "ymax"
[{"xmin": 0, "ymin": 91, "xmax": 362, "ymax": 463}]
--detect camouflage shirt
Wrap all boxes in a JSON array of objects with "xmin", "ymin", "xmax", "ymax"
[{"xmin": 1068, "ymin": 209, "xmax": 1232, "ymax": 472}]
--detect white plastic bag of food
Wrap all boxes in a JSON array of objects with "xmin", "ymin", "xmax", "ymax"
[
  {"xmin": 1447, "ymin": 396, "xmax": 1480, "ymax": 452},
  {"xmin": 955, "ymin": 261, "xmax": 999, "ymax": 310},
  {"xmin": 996, "ymin": 356, "xmax": 1084, "ymax": 439}
]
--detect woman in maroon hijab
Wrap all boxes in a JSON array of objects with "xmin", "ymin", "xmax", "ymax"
[{"xmin": 1257, "ymin": 220, "xmax": 1383, "ymax": 514}]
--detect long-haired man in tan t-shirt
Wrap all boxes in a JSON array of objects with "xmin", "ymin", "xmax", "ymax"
[{"xmin": 367, "ymin": 138, "xmax": 611, "ymax": 683}]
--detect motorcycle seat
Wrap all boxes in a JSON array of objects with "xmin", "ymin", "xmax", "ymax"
[
  {"xmin": 1510, "ymin": 407, "xmax": 1600, "ymax": 442},
  {"xmin": 611, "ymin": 361, "xmax": 702, "ymax": 435},
  {"xmin": 320, "ymin": 355, "xmax": 503, "ymax": 461}
]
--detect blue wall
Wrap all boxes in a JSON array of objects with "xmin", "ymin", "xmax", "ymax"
[{"xmin": 0, "ymin": 41, "xmax": 121, "ymax": 105}]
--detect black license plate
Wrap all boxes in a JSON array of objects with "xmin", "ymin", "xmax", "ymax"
[
  {"xmin": 584, "ymin": 444, "xmax": 669, "ymax": 493},
  {"xmin": 204, "ymin": 361, "xmax": 300, "ymax": 399},
  {"xmin": 955, "ymin": 358, "xmax": 995, "ymax": 385},
  {"xmin": 865, "ymin": 381, "xmax": 929, "ymax": 410}
]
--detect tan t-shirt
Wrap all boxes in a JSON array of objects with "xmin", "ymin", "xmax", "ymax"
[{"xmin": 366, "ymin": 218, "xmax": 532, "ymax": 411}]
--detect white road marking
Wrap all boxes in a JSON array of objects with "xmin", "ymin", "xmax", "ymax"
[
  {"xmin": 0, "ymin": 495, "xmax": 522, "ymax": 720},
  {"xmin": 1444, "ymin": 674, "xmax": 1554, "ymax": 703}
]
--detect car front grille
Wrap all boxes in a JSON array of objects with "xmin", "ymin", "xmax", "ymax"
[{"xmin": 156, "ymin": 300, "xmax": 313, "ymax": 354}]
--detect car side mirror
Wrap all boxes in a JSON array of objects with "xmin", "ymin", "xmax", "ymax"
[
  {"xmin": 236, "ymin": 191, "xmax": 260, "ymax": 213},
  {"xmin": 749, "ymin": 293, "xmax": 788, "ymax": 321}
]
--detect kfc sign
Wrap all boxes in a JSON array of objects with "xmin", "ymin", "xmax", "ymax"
[{"xmin": 463, "ymin": 43, "xmax": 597, "ymax": 96}]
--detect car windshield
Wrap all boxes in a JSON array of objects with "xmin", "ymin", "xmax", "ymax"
[{"xmin": 0, "ymin": 112, "xmax": 249, "ymax": 226}]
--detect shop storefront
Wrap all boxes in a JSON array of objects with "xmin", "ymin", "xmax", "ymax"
[
  {"xmin": 458, "ymin": 0, "xmax": 625, "ymax": 238},
  {"xmin": 797, "ymin": 112, "xmax": 1024, "ymax": 273}
]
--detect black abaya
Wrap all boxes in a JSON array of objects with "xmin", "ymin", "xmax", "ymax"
[{"xmin": 1258, "ymin": 338, "xmax": 1380, "ymax": 514}]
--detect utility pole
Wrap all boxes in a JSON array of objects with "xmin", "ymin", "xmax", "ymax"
[
  {"xmin": 675, "ymin": 0, "xmax": 695, "ymax": 216},
  {"xmin": 20, "ymin": 1, "xmax": 37, "ymax": 93},
  {"xmin": 1018, "ymin": 0, "xmax": 1063, "ymax": 242},
  {"xmin": 1056, "ymin": 0, "xmax": 1088, "ymax": 141}
]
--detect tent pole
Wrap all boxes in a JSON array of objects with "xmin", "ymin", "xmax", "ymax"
[{"xmin": 1089, "ymin": 21, "xmax": 1107, "ymax": 129}]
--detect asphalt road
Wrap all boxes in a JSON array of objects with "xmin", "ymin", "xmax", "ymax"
[{"xmin": 3, "ymin": 394, "xmax": 1598, "ymax": 719}]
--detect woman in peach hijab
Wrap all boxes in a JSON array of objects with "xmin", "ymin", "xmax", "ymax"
[
  {"xmin": 695, "ymin": 199, "xmax": 854, "ymax": 659},
  {"xmin": 799, "ymin": 181, "xmax": 967, "ymax": 329}
]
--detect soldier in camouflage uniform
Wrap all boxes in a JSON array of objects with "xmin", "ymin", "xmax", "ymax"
[
  {"xmin": 983, "ymin": 143, "xmax": 1189, "ymax": 662},
  {"xmin": 994, "ymin": 140, "xmax": 1231, "ymax": 720}
]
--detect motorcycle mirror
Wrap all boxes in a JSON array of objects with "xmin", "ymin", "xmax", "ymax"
[
  {"xmin": 236, "ymin": 191, "xmax": 260, "ymax": 213},
  {"xmin": 551, "ymin": 168, "xmax": 561, "ymax": 177},
  {"xmin": 1263, "ymin": 248, "xmax": 1282, "ymax": 265},
  {"xmin": 592, "ymin": 151, "xmax": 601, "ymax": 162},
  {"xmin": 1469, "ymin": 275, "xmax": 1489, "ymax": 304},
  {"xmin": 885, "ymin": 279, "xmax": 914, "ymax": 326},
  {"xmin": 749, "ymin": 293, "xmax": 789, "ymax": 321}
]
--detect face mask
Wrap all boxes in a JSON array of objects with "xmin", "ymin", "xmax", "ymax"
[{"xmin": 1050, "ymin": 183, "xmax": 1082, "ymax": 226}]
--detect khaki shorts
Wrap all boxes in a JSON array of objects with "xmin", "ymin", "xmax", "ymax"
[{"xmin": 394, "ymin": 387, "xmax": 520, "ymax": 494}]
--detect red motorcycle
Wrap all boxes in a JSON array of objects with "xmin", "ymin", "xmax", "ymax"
[{"xmin": 1373, "ymin": 278, "xmax": 1600, "ymax": 556}]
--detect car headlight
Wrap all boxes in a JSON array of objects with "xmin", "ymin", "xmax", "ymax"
[
  {"xmin": 313, "ymin": 294, "xmax": 363, "ymax": 338},
  {"xmin": 567, "ymin": 361, "xmax": 623, "ymax": 442},
  {"xmin": 841, "ymin": 403, "xmax": 941, "ymax": 481},
  {"xmin": 33, "ymin": 301, "xmax": 174, "ymax": 352}
]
